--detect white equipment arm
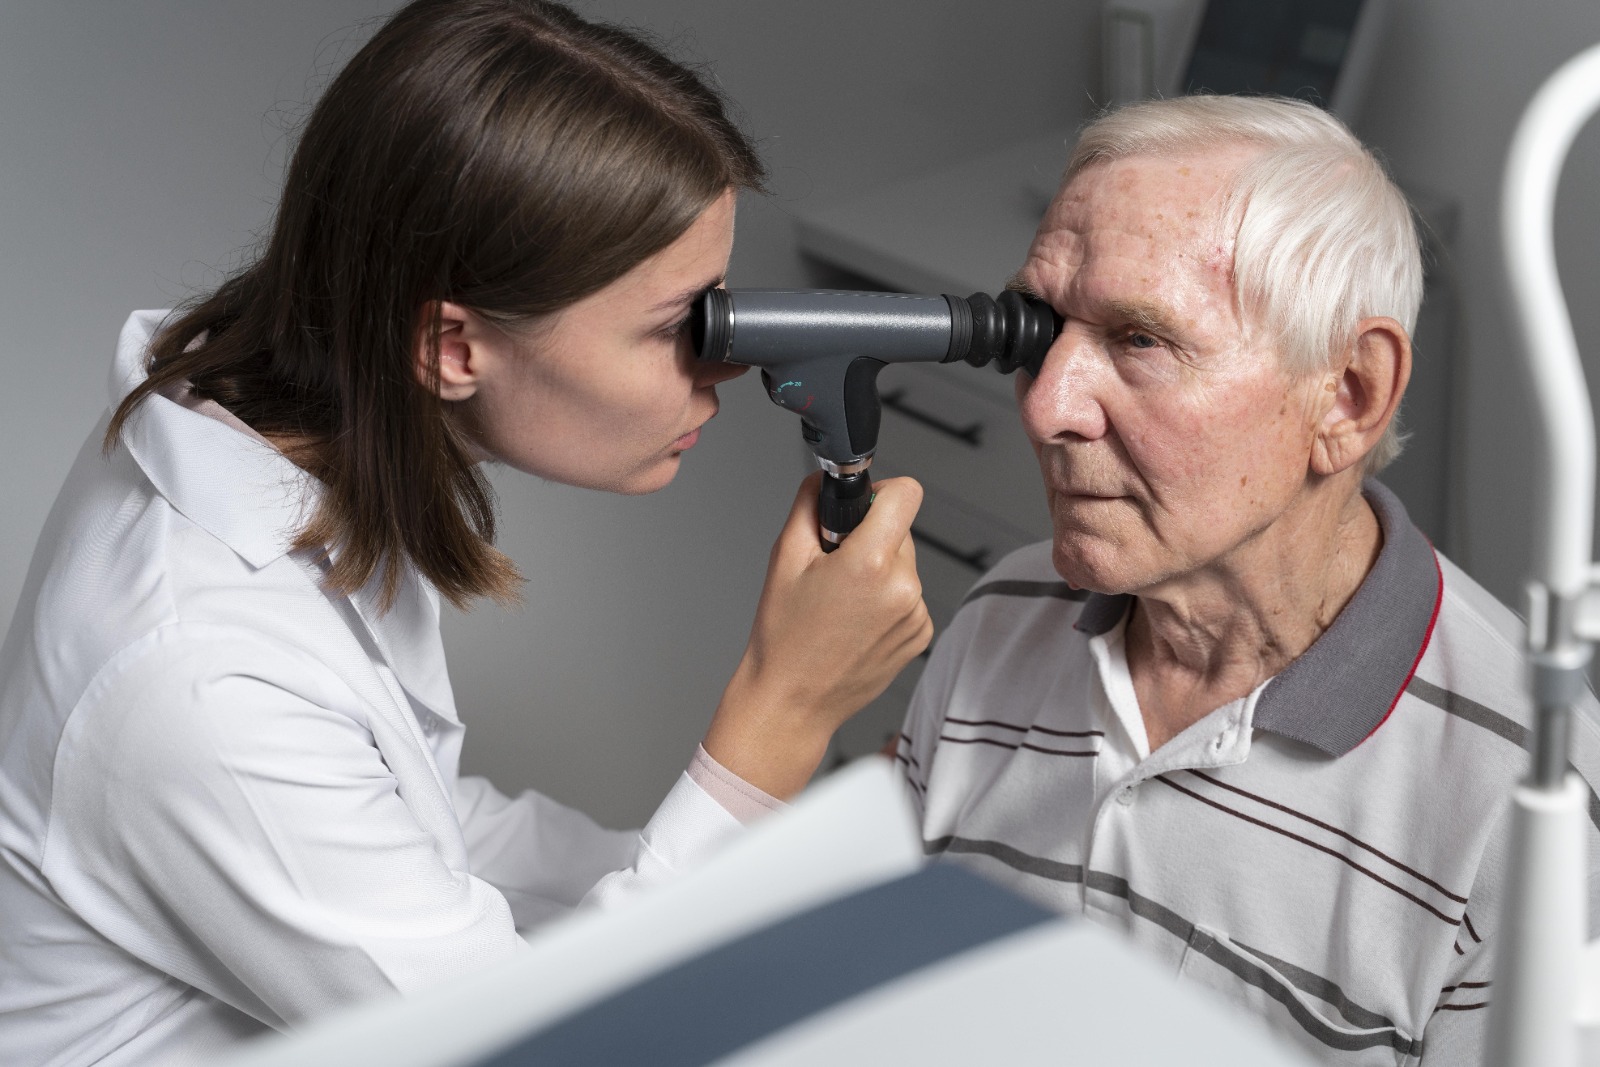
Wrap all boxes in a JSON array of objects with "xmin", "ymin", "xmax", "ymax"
[{"xmin": 1489, "ymin": 40, "xmax": 1600, "ymax": 1067}]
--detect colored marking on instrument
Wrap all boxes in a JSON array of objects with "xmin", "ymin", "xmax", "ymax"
[{"xmin": 799, "ymin": 395, "xmax": 815, "ymax": 412}]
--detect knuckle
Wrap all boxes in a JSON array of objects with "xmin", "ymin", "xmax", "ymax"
[
  {"xmin": 857, "ymin": 547, "xmax": 893, "ymax": 574},
  {"xmin": 876, "ymin": 475, "xmax": 922, "ymax": 512},
  {"xmin": 887, "ymin": 575, "xmax": 923, "ymax": 612}
]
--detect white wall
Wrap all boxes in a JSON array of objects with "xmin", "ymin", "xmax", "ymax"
[{"xmin": 4, "ymin": 1, "xmax": 1600, "ymax": 831}]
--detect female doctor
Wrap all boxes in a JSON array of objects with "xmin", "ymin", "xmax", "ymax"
[{"xmin": 0, "ymin": 1, "xmax": 931, "ymax": 1062}]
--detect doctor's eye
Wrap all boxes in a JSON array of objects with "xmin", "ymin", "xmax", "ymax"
[{"xmin": 656, "ymin": 314, "xmax": 693, "ymax": 342}]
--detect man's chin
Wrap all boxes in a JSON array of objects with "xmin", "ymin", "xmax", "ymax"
[{"xmin": 1050, "ymin": 537, "xmax": 1158, "ymax": 597}]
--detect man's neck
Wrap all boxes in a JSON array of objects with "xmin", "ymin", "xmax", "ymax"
[{"xmin": 1124, "ymin": 476, "xmax": 1382, "ymax": 751}]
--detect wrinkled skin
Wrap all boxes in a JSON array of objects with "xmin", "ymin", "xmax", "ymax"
[{"xmin": 1013, "ymin": 150, "xmax": 1407, "ymax": 748}]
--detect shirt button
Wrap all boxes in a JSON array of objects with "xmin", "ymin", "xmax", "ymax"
[{"xmin": 1116, "ymin": 787, "xmax": 1135, "ymax": 806}]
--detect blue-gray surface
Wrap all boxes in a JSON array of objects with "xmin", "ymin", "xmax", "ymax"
[{"xmin": 477, "ymin": 864, "xmax": 1053, "ymax": 1067}]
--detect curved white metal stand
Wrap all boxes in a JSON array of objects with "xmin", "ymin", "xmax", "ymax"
[
  {"xmin": 1491, "ymin": 40, "xmax": 1600, "ymax": 1067},
  {"xmin": 1503, "ymin": 46, "xmax": 1600, "ymax": 603},
  {"xmin": 1488, "ymin": 777, "xmax": 1587, "ymax": 1067}
]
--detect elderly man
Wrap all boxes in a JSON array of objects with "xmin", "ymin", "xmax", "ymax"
[{"xmin": 895, "ymin": 95, "xmax": 1600, "ymax": 1065}]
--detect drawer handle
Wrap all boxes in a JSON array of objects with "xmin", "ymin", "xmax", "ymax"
[
  {"xmin": 911, "ymin": 525, "xmax": 991, "ymax": 573},
  {"xmin": 881, "ymin": 389, "xmax": 984, "ymax": 447}
]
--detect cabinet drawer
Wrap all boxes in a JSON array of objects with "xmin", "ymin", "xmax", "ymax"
[{"xmin": 873, "ymin": 361, "xmax": 1049, "ymax": 540}]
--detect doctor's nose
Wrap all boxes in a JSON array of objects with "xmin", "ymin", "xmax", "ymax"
[
  {"xmin": 690, "ymin": 351, "xmax": 748, "ymax": 388},
  {"xmin": 1017, "ymin": 328, "xmax": 1109, "ymax": 445}
]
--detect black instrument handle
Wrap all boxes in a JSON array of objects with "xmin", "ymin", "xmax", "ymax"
[{"xmin": 818, "ymin": 471, "xmax": 872, "ymax": 552}]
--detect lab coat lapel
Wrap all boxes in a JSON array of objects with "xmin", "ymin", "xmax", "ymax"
[
  {"xmin": 343, "ymin": 564, "xmax": 462, "ymax": 727},
  {"xmin": 312, "ymin": 568, "xmax": 471, "ymax": 872}
]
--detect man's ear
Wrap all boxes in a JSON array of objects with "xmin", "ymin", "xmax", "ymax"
[
  {"xmin": 1310, "ymin": 316, "xmax": 1411, "ymax": 477},
  {"xmin": 416, "ymin": 300, "xmax": 482, "ymax": 402}
]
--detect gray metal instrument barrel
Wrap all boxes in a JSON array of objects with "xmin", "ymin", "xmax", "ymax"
[{"xmin": 693, "ymin": 286, "xmax": 1059, "ymax": 547}]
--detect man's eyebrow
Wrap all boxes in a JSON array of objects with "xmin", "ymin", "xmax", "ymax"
[
  {"xmin": 1000, "ymin": 280, "xmax": 1177, "ymax": 336},
  {"xmin": 650, "ymin": 277, "xmax": 724, "ymax": 314},
  {"xmin": 1003, "ymin": 274, "xmax": 1043, "ymax": 300},
  {"xmin": 1105, "ymin": 299, "xmax": 1180, "ymax": 335}
]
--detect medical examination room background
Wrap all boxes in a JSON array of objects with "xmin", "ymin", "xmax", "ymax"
[{"xmin": 2, "ymin": 0, "xmax": 1599, "ymax": 830}]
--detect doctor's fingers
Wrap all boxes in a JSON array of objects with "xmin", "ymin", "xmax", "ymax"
[{"xmin": 832, "ymin": 475, "xmax": 923, "ymax": 571}]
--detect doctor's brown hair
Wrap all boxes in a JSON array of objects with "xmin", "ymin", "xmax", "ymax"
[{"xmin": 106, "ymin": 0, "xmax": 765, "ymax": 610}]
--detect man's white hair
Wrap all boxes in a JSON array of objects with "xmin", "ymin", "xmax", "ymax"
[{"xmin": 1066, "ymin": 95, "xmax": 1422, "ymax": 473}]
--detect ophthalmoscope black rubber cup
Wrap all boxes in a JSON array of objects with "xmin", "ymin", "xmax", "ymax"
[
  {"xmin": 946, "ymin": 290, "xmax": 1060, "ymax": 376},
  {"xmin": 818, "ymin": 470, "xmax": 873, "ymax": 553}
]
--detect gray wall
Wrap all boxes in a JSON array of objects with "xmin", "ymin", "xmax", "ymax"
[
  {"xmin": 2, "ymin": 1, "xmax": 1599, "ymax": 829},
  {"xmin": 1355, "ymin": 2, "xmax": 1600, "ymax": 601}
]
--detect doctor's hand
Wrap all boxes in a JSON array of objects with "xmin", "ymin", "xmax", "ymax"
[{"xmin": 703, "ymin": 472, "xmax": 932, "ymax": 800}]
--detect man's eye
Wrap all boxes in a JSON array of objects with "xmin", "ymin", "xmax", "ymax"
[
  {"xmin": 658, "ymin": 315, "xmax": 692, "ymax": 341},
  {"xmin": 1125, "ymin": 331, "xmax": 1160, "ymax": 350}
]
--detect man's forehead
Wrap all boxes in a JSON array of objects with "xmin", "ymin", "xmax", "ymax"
[
  {"xmin": 1016, "ymin": 151, "xmax": 1250, "ymax": 335},
  {"xmin": 1024, "ymin": 159, "xmax": 1239, "ymax": 284},
  {"xmin": 1049, "ymin": 151, "xmax": 1246, "ymax": 233}
]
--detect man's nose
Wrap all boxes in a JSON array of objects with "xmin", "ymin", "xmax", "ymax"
[{"xmin": 1017, "ymin": 327, "xmax": 1109, "ymax": 444}]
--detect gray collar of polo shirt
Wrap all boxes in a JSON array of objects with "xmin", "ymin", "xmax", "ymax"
[{"xmin": 1073, "ymin": 480, "xmax": 1444, "ymax": 757}]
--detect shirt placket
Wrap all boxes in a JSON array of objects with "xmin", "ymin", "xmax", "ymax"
[{"xmin": 1083, "ymin": 628, "xmax": 1260, "ymax": 923}]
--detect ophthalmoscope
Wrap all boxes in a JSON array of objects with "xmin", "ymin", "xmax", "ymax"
[{"xmin": 692, "ymin": 288, "xmax": 1060, "ymax": 549}]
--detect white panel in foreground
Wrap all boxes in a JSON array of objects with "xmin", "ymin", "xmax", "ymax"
[
  {"xmin": 224, "ymin": 759, "xmax": 924, "ymax": 1067},
  {"xmin": 712, "ymin": 918, "xmax": 1309, "ymax": 1067}
]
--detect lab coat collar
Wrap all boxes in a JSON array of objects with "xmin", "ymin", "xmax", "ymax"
[
  {"xmin": 111, "ymin": 310, "xmax": 313, "ymax": 571},
  {"xmin": 1073, "ymin": 479, "xmax": 1442, "ymax": 757},
  {"xmin": 110, "ymin": 310, "xmax": 462, "ymax": 724}
]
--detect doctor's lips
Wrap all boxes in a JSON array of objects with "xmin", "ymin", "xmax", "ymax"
[
  {"xmin": 673, "ymin": 411, "xmax": 716, "ymax": 452},
  {"xmin": 671, "ymin": 400, "xmax": 721, "ymax": 453}
]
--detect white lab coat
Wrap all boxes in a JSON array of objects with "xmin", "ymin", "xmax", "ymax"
[{"xmin": 0, "ymin": 311, "xmax": 744, "ymax": 1065}]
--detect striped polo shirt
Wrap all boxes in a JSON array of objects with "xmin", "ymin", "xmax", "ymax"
[{"xmin": 895, "ymin": 481, "xmax": 1600, "ymax": 1065}]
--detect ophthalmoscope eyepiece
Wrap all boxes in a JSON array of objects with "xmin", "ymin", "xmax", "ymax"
[{"xmin": 693, "ymin": 287, "xmax": 1061, "ymax": 549}]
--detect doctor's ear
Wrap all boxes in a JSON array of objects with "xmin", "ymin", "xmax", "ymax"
[
  {"xmin": 1310, "ymin": 316, "xmax": 1411, "ymax": 477},
  {"xmin": 416, "ymin": 301, "xmax": 482, "ymax": 402}
]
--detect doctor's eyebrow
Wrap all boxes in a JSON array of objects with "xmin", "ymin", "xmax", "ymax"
[{"xmin": 651, "ymin": 276, "xmax": 725, "ymax": 314}]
